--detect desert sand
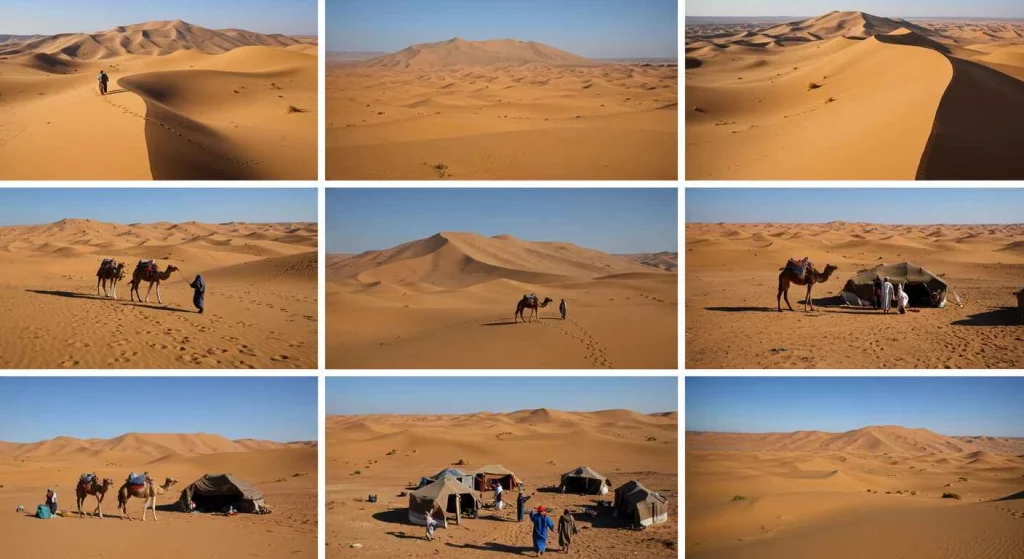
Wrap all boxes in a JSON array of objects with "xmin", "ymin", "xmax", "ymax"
[
  {"xmin": 326, "ymin": 38, "xmax": 677, "ymax": 179},
  {"xmin": 685, "ymin": 11, "xmax": 1024, "ymax": 179},
  {"xmin": 0, "ymin": 432, "xmax": 317, "ymax": 559},
  {"xmin": 327, "ymin": 409, "xmax": 678, "ymax": 558},
  {"xmin": 686, "ymin": 426, "xmax": 1024, "ymax": 559},
  {"xmin": 326, "ymin": 232, "xmax": 677, "ymax": 368},
  {"xmin": 0, "ymin": 21, "xmax": 317, "ymax": 179},
  {"xmin": 685, "ymin": 222, "xmax": 1024, "ymax": 368},
  {"xmin": 0, "ymin": 219, "xmax": 317, "ymax": 368}
]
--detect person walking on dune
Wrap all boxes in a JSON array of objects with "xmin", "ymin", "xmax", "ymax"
[
  {"xmin": 559, "ymin": 298, "xmax": 567, "ymax": 320},
  {"xmin": 188, "ymin": 274, "xmax": 206, "ymax": 314},
  {"xmin": 529, "ymin": 506, "xmax": 555, "ymax": 557},
  {"xmin": 880, "ymin": 276, "xmax": 894, "ymax": 314},
  {"xmin": 97, "ymin": 70, "xmax": 109, "ymax": 95},
  {"xmin": 558, "ymin": 508, "xmax": 579, "ymax": 554}
]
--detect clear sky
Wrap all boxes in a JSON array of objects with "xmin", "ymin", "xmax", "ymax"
[
  {"xmin": 327, "ymin": 188, "xmax": 678, "ymax": 254},
  {"xmin": 0, "ymin": 188, "xmax": 316, "ymax": 225},
  {"xmin": 686, "ymin": 188, "xmax": 1024, "ymax": 224},
  {"xmin": 327, "ymin": 0, "xmax": 678, "ymax": 58},
  {"xmin": 327, "ymin": 377, "xmax": 678, "ymax": 415},
  {"xmin": 0, "ymin": 377, "xmax": 317, "ymax": 443},
  {"xmin": 686, "ymin": 1, "xmax": 1023, "ymax": 18},
  {"xmin": 1, "ymin": 0, "xmax": 317, "ymax": 35},
  {"xmin": 686, "ymin": 377, "xmax": 1024, "ymax": 437}
]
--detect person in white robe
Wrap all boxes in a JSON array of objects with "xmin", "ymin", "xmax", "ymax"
[
  {"xmin": 880, "ymin": 277, "xmax": 894, "ymax": 314},
  {"xmin": 896, "ymin": 283, "xmax": 909, "ymax": 314}
]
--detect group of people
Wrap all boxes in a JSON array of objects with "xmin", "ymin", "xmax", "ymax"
[{"xmin": 872, "ymin": 276, "xmax": 909, "ymax": 315}]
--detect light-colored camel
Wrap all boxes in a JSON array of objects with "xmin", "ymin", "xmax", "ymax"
[
  {"xmin": 515, "ymin": 295, "xmax": 553, "ymax": 323},
  {"xmin": 777, "ymin": 261, "xmax": 839, "ymax": 312},
  {"xmin": 117, "ymin": 476, "xmax": 178, "ymax": 521},
  {"xmin": 96, "ymin": 261, "xmax": 126, "ymax": 299},
  {"xmin": 128, "ymin": 263, "xmax": 179, "ymax": 304},
  {"xmin": 75, "ymin": 475, "xmax": 114, "ymax": 518}
]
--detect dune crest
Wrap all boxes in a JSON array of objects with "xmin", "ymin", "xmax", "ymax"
[{"xmin": 363, "ymin": 37, "xmax": 595, "ymax": 68}]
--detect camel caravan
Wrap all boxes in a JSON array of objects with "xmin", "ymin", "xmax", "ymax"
[
  {"xmin": 94, "ymin": 259, "xmax": 179, "ymax": 304},
  {"xmin": 43, "ymin": 472, "xmax": 270, "ymax": 521}
]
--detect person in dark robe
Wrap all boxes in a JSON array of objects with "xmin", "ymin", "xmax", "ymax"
[
  {"xmin": 98, "ymin": 71, "xmax": 109, "ymax": 95},
  {"xmin": 517, "ymin": 490, "xmax": 532, "ymax": 522},
  {"xmin": 189, "ymin": 275, "xmax": 206, "ymax": 314},
  {"xmin": 873, "ymin": 276, "xmax": 882, "ymax": 309},
  {"xmin": 558, "ymin": 508, "xmax": 579, "ymax": 553},
  {"xmin": 559, "ymin": 299, "xmax": 567, "ymax": 320}
]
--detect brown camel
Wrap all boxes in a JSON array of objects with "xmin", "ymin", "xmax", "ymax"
[
  {"xmin": 96, "ymin": 261, "xmax": 126, "ymax": 299},
  {"xmin": 777, "ymin": 261, "xmax": 839, "ymax": 312},
  {"xmin": 75, "ymin": 475, "xmax": 114, "ymax": 518},
  {"xmin": 117, "ymin": 475, "xmax": 177, "ymax": 521},
  {"xmin": 128, "ymin": 262, "xmax": 179, "ymax": 304},
  {"xmin": 515, "ymin": 295, "xmax": 553, "ymax": 323}
]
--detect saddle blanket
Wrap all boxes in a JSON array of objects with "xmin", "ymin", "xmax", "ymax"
[
  {"xmin": 100, "ymin": 259, "xmax": 116, "ymax": 268},
  {"xmin": 127, "ymin": 473, "xmax": 147, "ymax": 485},
  {"xmin": 79, "ymin": 473, "xmax": 96, "ymax": 484},
  {"xmin": 785, "ymin": 257, "xmax": 812, "ymax": 274}
]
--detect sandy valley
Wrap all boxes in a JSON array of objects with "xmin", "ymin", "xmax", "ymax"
[
  {"xmin": 326, "ymin": 39, "xmax": 677, "ymax": 180},
  {"xmin": 327, "ymin": 409, "xmax": 678, "ymax": 558},
  {"xmin": 687, "ymin": 426, "xmax": 1024, "ymax": 559},
  {"xmin": 0, "ymin": 219, "xmax": 318, "ymax": 368},
  {"xmin": 327, "ymin": 232, "xmax": 677, "ymax": 369},
  {"xmin": 0, "ymin": 20, "xmax": 317, "ymax": 179},
  {"xmin": 685, "ymin": 11, "xmax": 1024, "ymax": 179},
  {"xmin": 686, "ymin": 222, "xmax": 1024, "ymax": 368}
]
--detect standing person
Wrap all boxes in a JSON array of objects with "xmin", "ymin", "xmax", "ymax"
[
  {"xmin": 45, "ymin": 488, "xmax": 57, "ymax": 515},
  {"xmin": 517, "ymin": 489, "xmax": 532, "ymax": 522},
  {"xmin": 188, "ymin": 274, "xmax": 206, "ymax": 314},
  {"xmin": 425, "ymin": 514, "xmax": 437, "ymax": 541},
  {"xmin": 896, "ymin": 283, "xmax": 909, "ymax": 314},
  {"xmin": 529, "ymin": 506, "xmax": 555, "ymax": 557},
  {"xmin": 494, "ymin": 481, "xmax": 504, "ymax": 511},
  {"xmin": 880, "ymin": 276, "xmax": 894, "ymax": 314},
  {"xmin": 97, "ymin": 71, "xmax": 109, "ymax": 95},
  {"xmin": 558, "ymin": 508, "xmax": 579, "ymax": 554},
  {"xmin": 872, "ymin": 276, "xmax": 883, "ymax": 309},
  {"xmin": 559, "ymin": 299, "xmax": 567, "ymax": 320}
]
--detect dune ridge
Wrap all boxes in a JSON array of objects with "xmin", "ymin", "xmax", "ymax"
[
  {"xmin": 362, "ymin": 37, "xmax": 594, "ymax": 69},
  {"xmin": 1, "ymin": 432, "xmax": 315, "ymax": 461}
]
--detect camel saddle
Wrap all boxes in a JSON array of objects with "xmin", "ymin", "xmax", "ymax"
[
  {"xmin": 100, "ymin": 258, "xmax": 117, "ymax": 270},
  {"xmin": 136, "ymin": 259, "xmax": 157, "ymax": 274},
  {"xmin": 127, "ymin": 472, "xmax": 148, "ymax": 487},
  {"xmin": 79, "ymin": 473, "xmax": 97, "ymax": 484},
  {"xmin": 785, "ymin": 257, "xmax": 813, "ymax": 275}
]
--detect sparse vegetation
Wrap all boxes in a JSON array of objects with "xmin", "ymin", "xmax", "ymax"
[
  {"xmin": 731, "ymin": 495, "xmax": 749, "ymax": 502},
  {"xmin": 826, "ymin": 97, "xmax": 837, "ymax": 103},
  {"xmin": 957, "ymin": 477, "xmax": 969, "ymax": 482},
  {"xmin": 941, "ymin": 492, "xmax": 961, "ymax": 500},
  {"xmin": 808, "ymin": 82, "xmax": 823, "ymax": 90},
  {"xmin": 432, "ymin": 163, "xmax": 449, "ymax": 178},
  {"xmin": 353, "ymin": 470, "xmax": 361, "ymax": 475},
  {"xmin": 386, "ymin": 449, "xmax": 397, "ymax": 456},
  {"xmin": 286, "ymin": 105, "xmax": 310, "ymax": 114}
]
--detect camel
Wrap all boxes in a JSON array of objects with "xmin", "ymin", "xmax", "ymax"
[
  {"xmin": 515, "ymin": 295, "xmax": 553, "ymax": 323},
  {"xmin": 1016, "ymin": 288, "xmax": 1024, "ymax": 324},
  {"xmin": 117, "ymin": 476, "xmax": 177, "ymax": 521},
  {"xmin": 75, "ymin": 475, "xmax": 114, "ymax": 518},
  {"xmin": 96, "ymin": 261, "xmax": 126, "ymax": 299},
  {"xmin": 777, "ymin": 260, "xmax": 839, "ymax": 312},
  {"xmin": 128, "ymin": 263, "xmax": 179, "ymax": 304}
]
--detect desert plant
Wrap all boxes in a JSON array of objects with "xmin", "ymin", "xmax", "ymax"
[
  {"xmin": 432, "ymin": 163, "xmax": 449, "ymax": 178},
  {"xmin": 731, "ymin": 495, "xmax": 749, "ymax": 502},
  {"xmin": 941, "ymin": 493, "xmax": 960, "ymax": 500},
  {"xmin": 808, "ymin": 82, "xmax": 822, "ymax": 90},
  {"xmin": 826, "ymin": 97, "xmax": 837, "ymax": 103},
  {"xmin": 957, "ymin": 477, "xmax": 969, "ymax": 482}
]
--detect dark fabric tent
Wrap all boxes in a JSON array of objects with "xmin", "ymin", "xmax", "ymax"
[
  {"xmin": 429, "ymin": 467, "xmax": 474, "ymax": 488},
  {"xmin": 841, "ymin": 262, "xmax": 948, "ymax": 307},
  {"xmin": 178, "ymin": 474, "xmax": 265, "ymax": 513},
  {"xmin": 614, "ymin": 480, "xmax": 668, "ymax": 527},
  {"xmin": 559, "ymin": 466, "xmax": 611, "ymax": 495},
  {"xmin": 408, "ymin": 477, "xmax": 479, "ymax": 527},
  {"xmin": 472, "ymin": 464, "xmax": 521, "ymax": 491}
]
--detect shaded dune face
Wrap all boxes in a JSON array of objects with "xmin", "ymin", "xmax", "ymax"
[{"xmin": 685, "ymin": 11, "xmax": 1024, "ymax": 180}]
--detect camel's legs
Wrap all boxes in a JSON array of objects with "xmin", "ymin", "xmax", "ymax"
[
  {"xmin": 77, "ymin": 496, "xmax": 83, "ymax": 518},
  {"xmin": 156, "ymin": 282, "xmax": 163, "ymax": 305},
  {"xmin": 95, "ymin": 496, "xmax": 103, "ymax": 519},
  {"xmin": 111, "ymin": 281, "xmax": 117, "ymax": 300},
  {"xmin": 152, "ymin": 496, "xmax": 158, "ymax": 521},
  {"xmin": 144, "ymin": 281, "xmax": 153, "ymax": 303},
  {"xmin": 806, "ymin": 284, "xmax": 813, "ymax": 311},
  {"xmin": 141, "ymin": 497, "xmax": 148, "ymax": 521},
  {"xmin": 97, "ymin": 278, "xmax": 102, "ymax": 297}
]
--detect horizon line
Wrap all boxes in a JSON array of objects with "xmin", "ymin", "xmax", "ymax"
[
  {"xmin": 328, "ymin": 408, "xmax": 678, "ymax": 417},
  {"xmin": 687, "ymin": 221, "xmax": 1024, "ymax": 226},
  {"xmin": 0, "ymin": 430, "xmax": 318, "ymax": 445},
  {"xmin": 686, "ymin": 426, "xmax": 1024, "ymax": 438}
]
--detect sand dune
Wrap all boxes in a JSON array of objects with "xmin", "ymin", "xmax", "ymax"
[
  {"xmin": 0, "ymin": 219, "xmax": 317, "ymax": 369},
  {"xmin": 685, "ymin": 11, "xmax": 1024, "ymax": 179},
  {"xmin": 327, "ymin": 233, "xmax": 677, "ymax": 369},
  {"xmin": 0, "ymin": 432, "xmax": 316, "ymax": 559},
  {"xmin": 327, "ymin": 38, "xmax": 676, "ymax": 179},
  {"xmin": 687, "ymin": 427, "xmax": 1024, "ymax": 559},
  {"xmin": 328, "ymin": 409, "xmax": 677, "ymax": 558},
  {"xmin": 686, "ymin": 222, "xmax": 1024, "ymax": 368},
  {"xmin": 0, "ymin": 21, "xmax": 317, "ymax": 180}
]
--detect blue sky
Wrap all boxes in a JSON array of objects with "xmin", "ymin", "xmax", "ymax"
[
  {"xmin": 327, "ymin": 188, "xmax": 677, "ymax": 254},
  {"xmin": 1, "ymin": 0, "xmax": 317, "ymax": 35},
  {"xmin": 686, "ymin": 377, "xmax": 1024, "ymax": 437},
  {"xmin": 0, "ymin": 188, "xmax": 316, "ymax": 225},
  {"xmin": 327, "ymin": 0, "xmax": 677, "ymax": 58},
  {"xmin": 327, "ymin": 377, "xmax": 678, "ymax": 415},
  {"xmin": 686, "ymin": 188, "xmax": 1024, "ymax": 224},
  {"xmin": 686, "ymin": 0, "xmax": 1023, "ymax": 18},
  {"xmin": 0, "ymin": 378, "xmax": 317, "ymax": 443}
]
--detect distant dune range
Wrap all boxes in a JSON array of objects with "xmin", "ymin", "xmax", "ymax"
[
  {"xmin": 685, "ymin": 11, "xmax": 1024, "ymax": 179},
  {"xmin": 0, "ymin": 431, "xmax": 316, "ymax": 558},
  {"xmin": 0, "ymin": 20, "xmax": 317, "ymax": 179},
  {"xmin": 327, "ymin": 232, "xmax": 677, "ymax": 368},
  {"xmin": 0, "ymin": 219, "xmax": 317, "ymax": 368},
  {"xmin": 327, "ymin": 38, "xmax": 677, "ymax": 179},
  {"xmin": 687, "ymin": 426, "xmax": 1024, "ymax": 559},
  {"xmin": 686, "ymin": 221, "xmax": 1024, "ymax": 368},
  {"xmin": 328, "ymin": 409, "xmax": 678, "ymax": 558}
]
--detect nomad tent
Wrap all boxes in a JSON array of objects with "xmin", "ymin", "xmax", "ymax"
[
  {"xmin": 614, "ymin": 480, "xmax": 668, "ymax": 528},
  {"xmin": 840, "ymin": 262, "xmax": 948, "ymax": 308},
  {"xmin": 559, "ymin": 466, "xmax": 611, "ymax": 495},
  {"xmin": 419, "ymin": 467, "xmax": 474, "ymax": 489},
  {"xmin": 472, "ymin": 464, "xmax": 522, "ymax": 491},
  {"xmin": 178, "ymin": 474, "xmax": 265, "ymax": 513},
  {"xmin": 408, "ymin": 477, "xmax": 480, "ymax": 527}
]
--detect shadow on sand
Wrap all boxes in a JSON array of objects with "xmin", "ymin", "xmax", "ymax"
[
  {"xmin": 445, "ymin": 542, "xmax": 532, "ymax": 555},
  {"xmin": 103, "ymin": 88, "xmax": 130, "ymax": 96},
  {"xmin": 993, "ymin": 490, "xmax": 1024, "ymax": 502},
  {"xmin": 951, "ymin": 307, "xmax": 1019, "ymax": 327},
  {"xmin": 372, "ymin": 508, "xmax": 409, "ymax": 525},
  {"xmin": 25, "ymin": 289, "xmax": 99, "ymax": 300},
  {"xmin": 120, "ymin": 302, "xmax": 193, "ymax": 314},
  {"xmin": 481, "ymin": 320, "xmax": 519, "ymax": 326},
  {"xmin": 704, "ymin": 306, "xmax": 777, "ymax": 313},
  {"xmin": 386, "ymin": 530, "xmax": 425, "ymax": 540}
]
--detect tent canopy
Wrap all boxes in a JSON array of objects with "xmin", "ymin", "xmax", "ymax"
[
  {"xmin": 614, "ymin": 480, "xmax": 668, "ymax": 527},
  {"xmin": 841, "ymin": 262, "xmax": 948, "ymax": 307},
  {"xmin": 179, "ymin": 473, "xmax": 265, "ymax": 513},
  {"xmin": 409, "ymin": 477, "xmax": 479, "ymax": 526},
  {"xmin": 473, "ymin": 464, "xmax": 521, "ymax": 491},
  {"xmin": 560, "ymin": 466, "xmax": 611, "ymax": 494},
  {"xmin": 419, "ymin": 467, "xmax": 473, "ymax": 489}
]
